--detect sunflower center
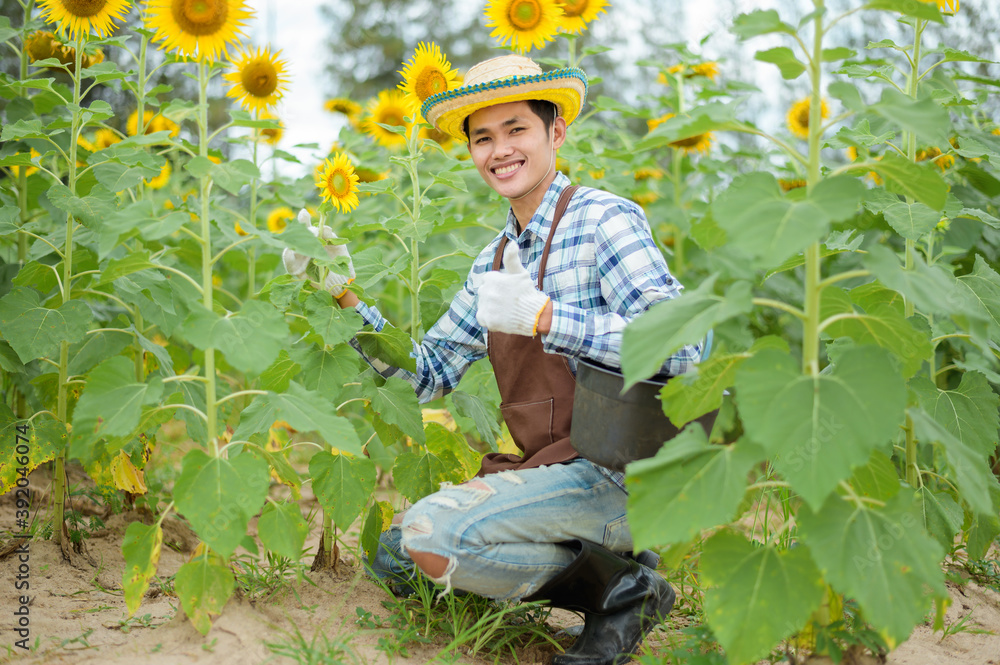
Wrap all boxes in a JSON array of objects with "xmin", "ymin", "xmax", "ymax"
[
  {"xmin": 241, "ymin": 60, "xmax": 278, "ymax": 98},
  {"xmin": 172, "ymin": 0, "xmax": 229, "ymax": 36},
  {"xmin": 415, "ymin": 67, "xmax": 448, "ymax": 102},
  {"xmin": 672, "ymin": 135, "xmax": 703, "ymax": 149},
  {"xmin": 61, "ymin": 0, "xmax": 109, "ymax": 18},
  {"xmin": 559, "ymin": 0, "xmax": 588, "ymax": 17},
  {"xmin": 796, "ymin": 106, "xmax": 810, "ymax": 128},
  {"xmin": 380, "ymin": 111, "xmax": 405, "ymax": 127},
  {"xmin": 329, "ymin": 171, "xmax": 350, "ymax": 196},
  {"xmin": 509, "ymin": 0, "xmax": 542, "ymax": 29}
]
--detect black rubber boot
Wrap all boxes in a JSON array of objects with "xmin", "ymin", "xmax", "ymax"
[{"xmin": 524, "ymin": 539, "xmax": 675, "ymax": 665}]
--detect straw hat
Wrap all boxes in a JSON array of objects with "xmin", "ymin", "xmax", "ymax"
[{"xmin": 422, "ymin": 54, "xmax": 588, "ymax": 141}]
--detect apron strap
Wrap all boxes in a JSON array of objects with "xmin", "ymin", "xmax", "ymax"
[
  {"xmin": 537, "ymin": 185, "xmax": 578, "ymax": 290},
  {"xmin": 492, "ymin": 185, "xmax": 581, "ymax": 291}
]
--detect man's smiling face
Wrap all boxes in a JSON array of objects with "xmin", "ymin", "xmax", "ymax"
[{"xmin": 466, "ymin": 100, "xmax": 566, "ymax": 207}]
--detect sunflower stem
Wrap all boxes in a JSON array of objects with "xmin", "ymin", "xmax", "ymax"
[
  {"xmin": 801, "ymin": 0, "xmax": 825, "ymax": 380},
  {"xmin": 407, "ymin": 134, "xmax": 423, "ymax": 342},
  {"xmin": 53, "ymin": 31, "xmax": 86, "ymax": 550},
  {"xmin": 248, "ymin": 114, "xmax": 260, "ymax": 298},
  {"xmin": 132, "ymin": 21, "xmax": 152, "ymax": 386},
  {"xmin": 902, "ymin": 18, "xmax": 926, "ymax": 489},
  {"xmin": 197, "ymin": 59, "xmax": 219, "ymax": 458}
]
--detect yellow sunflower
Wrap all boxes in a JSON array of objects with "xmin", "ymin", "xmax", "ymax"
[
  {"xmin": 916, "ymin": 146, "xmax": 955, "ymax": 173},
  {"xmin": 355, "ymin": 166, "xmax": 388, "ymax": 183},
  {"xmin": 398, "ymin": 42, "xmax": 458, "ymax": 118},
  {"xmin": 485, "ymin": 0, "xmax": 564, "ymax": 54},
  {"xmin": 647, "ymin": 113, "xmax": 713, "ymax": 154},
  {"xmin": 127, "ymin": 110, "xmax": 179, "ymax": 137},
  {"xmin": 315, "ymin": 153, "xmax": 361, "ymax": 213},
  {"xmin": 145, "ymin": 161, "xmax": 172, "ymax": 190},
  {"xmin": 10, "ymin": 149, "xmax": 41, "ymax": 178},
  {"xmin": 151, "ymin": 114, "xmax": 180, "ymax": 136},
  {"xmin": 787, "ymin": 97, "xmax": 829, "ymax": 140},
  {"xmin": 266, "ymin": 206, "xmax": 294, "ymax": 233},
  {"xmin": 224, "ymin": 45, "xmax": 289, "ymax": 113},
  {"xmin": 778, "ymin": 178, "xmax": 807, "ymax": 192},
  {"xmin": 917, "ymin": 0, "xmax": 958, "ymax": 11},
  {"xmin": 633, "ymin": 189, "xmax": 659, "ymax": 206},
  {"xmin": 363, "ymin": 90, "xmax": 411, "ymax": 149},
  {"xmin": 554, "ymin": 0, "xmax": 608, "ymax": 34},
  {"xmin": 94, "ymin": 128, "xmax": 121, "ymax": 149},
  {"xmin": 24, "ymin": 31, "xmax": 62, "ymax": 62},
  {"xmin": 146, "ymin": 0, "xmax": 253, "ymax": 62},
  {"xmin": 255, "ymin": 112, "xmax": 283, "ymax": 145},
  {"xmin": 692, "ymin": 62, "xmax": 719, "ymax": 80},
  {"xmin": 633, "ymin": 167, "xmax": 664, "ymax": 181},
  {"xmin": 77, "ymin": 135, "xmax": 96, "ymax": 153},
  {"xmin": 419, "ymin": 124, "xmax": 456, "ymax": 150},
  {"xmin": 37, "ymin": 0, "xmax": 131, "ymax": 41},
  {"xmin": 324, "ymin": 98, "xmax": 362, "ymax": 127}
]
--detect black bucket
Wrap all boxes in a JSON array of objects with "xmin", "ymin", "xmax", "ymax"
[{"xmin": 570, "ymin": 359, "xmax": 719, "ymax": 472}]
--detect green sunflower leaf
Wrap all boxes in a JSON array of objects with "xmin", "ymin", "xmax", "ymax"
[
  {"xmin": 909, "ymin": 408, "xmax": 995, "ymax": 515},
  {"xmin": 0, "ymin": 407, "xmax": 65, "ymax": 495},
  {"xmin": 356, "ymin": 322, "xmax": 417, "ymax": 373},
  {"xmin": 731, "ymin": 9, "xmax": 797, "ymax": 39},
  {"xmin": 70, "ymin": 356, "xmax": 165, "ymax": 442},
  {"xmin": 626, "ymin": 428, "xmax": 764, "ymax": 548},
  {"xmin": 734, "ymin": 346, "xmax": 907, "ymax": 510},
  {"xmin": 363, "ymin": 376, "xmax": 424, "ymax": 444},
  {"xmin": 755, "ymin": 47, "xmax": 806, "ymax": 79},
  {"xmin": 122, "ymin": 522, "xmax": 163, "ymax": 616},
  {"xmin": 882, "ymin": 201, "xmax": 941, "ymax": 240},
  {"xmin": 798, "ymin": 490, "xmax": 946, "ymax": 644},
  {"xmin": 233, "ymin": 382, "xmax": 361, "ymax": 453},
  {"xmin": 304, "ymin": 290, "xmax": 363, "ymax": 348},
  {"xmin": 0, "ymin": 287, "xmax": 91, "ymax": 363},
  {"xmin": 258, "ymin": 501, "xmax": 309, "ymax": 561},
  {"xmin": 174, "ymin": 549, "xmax": 234, "ymax": 636},
  {"xmin": 172, "ymin": 448, "xmax": 270, "ymax": 558},
  {"xmin": 909, "ymin": 372, "xmax": 1000, "ymax": 459},
  {"xmin": 659, "ymin": 336, "xmax": 788, "ymax": 427},
  {"xmin": 309, "ymin": 451, "xmax": 377, "ymax": 530},
  {"xmin": 868, "ymin": 153, "xmax": 949, "ymax": 210},
  {"xmin": 392, "ymin": 449, "xmax": 463, "ymax": 504},
  {"xmin": 701, "ymin": 531, "xmax": 825, "ymax": 665},
  {"xmin": 621, "ymin": 277, "xmax": 753, "ymax": 391}
]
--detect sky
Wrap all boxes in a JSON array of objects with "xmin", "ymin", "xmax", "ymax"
[
  {"xmin": 242, "ymin": 0, "xmax": 341, "ymax": 176},
  {"xmin": 241, "ymin": 0, "xmax": 725, "ymax": 178}
]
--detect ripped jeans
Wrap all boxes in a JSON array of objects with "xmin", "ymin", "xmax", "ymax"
[{"xmin": 365, "ymin": 458, "xmax": 632, "ymax": 601}]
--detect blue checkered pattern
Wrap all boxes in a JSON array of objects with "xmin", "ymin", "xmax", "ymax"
[{"xmin": 350, "ymin": 172, "xmax": 702, "ymax": 489}]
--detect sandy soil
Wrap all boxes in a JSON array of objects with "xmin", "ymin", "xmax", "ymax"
[{"xmin": 1, "ymin": 465, "xmax": 998, "ymax": 665}]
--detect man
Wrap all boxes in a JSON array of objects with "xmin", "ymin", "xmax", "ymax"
[{"xmin": 282, "ymin": 54, "xmax": 701, "ymax": 665}]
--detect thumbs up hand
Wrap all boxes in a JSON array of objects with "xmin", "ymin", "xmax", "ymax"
[
  {"xmin": 474, "ymin": 243, "xmax": 551, "ymax": 337},
  {"xmin": 281, "ymin": 209, "xmax": 355, "ymax": 297}
]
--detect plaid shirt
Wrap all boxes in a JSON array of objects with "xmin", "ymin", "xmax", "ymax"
[{"xmin": 351, "ymin": 172, "xmax": 702, "ymax": 489}]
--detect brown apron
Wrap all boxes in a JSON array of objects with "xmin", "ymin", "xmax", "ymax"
[{"xmin": 478, "ymin": 186, "xmax": 581, "ymax": 476}]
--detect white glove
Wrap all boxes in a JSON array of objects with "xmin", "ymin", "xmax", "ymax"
[
  {"xmin": 281, "ymin": 209, "xmax": 355, "ymax": 297},
  {"xmin": 475, "ymin": 243, "xmax": 551, "ymax": 337}
]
